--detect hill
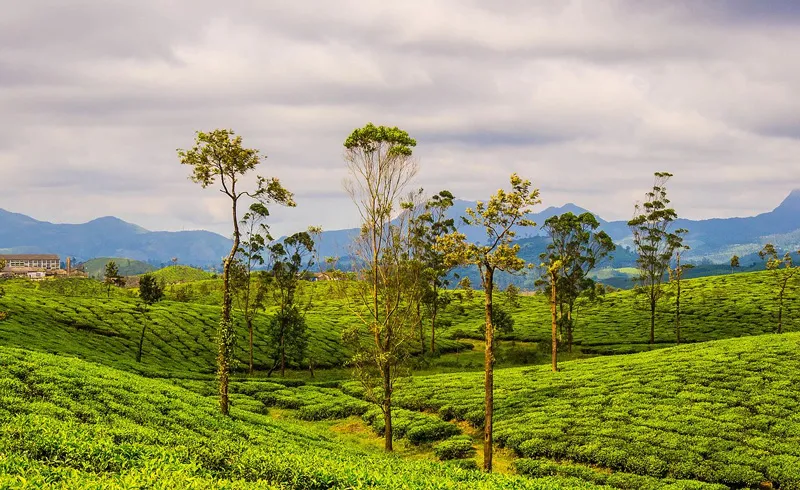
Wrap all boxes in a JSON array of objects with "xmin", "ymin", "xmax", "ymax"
[
  {"xmin": 379, "ymin": 332, "xmax": 800, "ymax": 488},
  {"xmin": 0, "ymin": 347, "xmax": 594, "ymax": 489},
  {"xmin": 0, "ymin": 208, "xmax": 232, "ymax": 266},
  {"xmin": 81, "ymin": 257, "xmax": 155, "ymax": 278},
  {"xmin": 0, "ymin": 270, "xmax": 796, "ymax": 378},
  {"xmin": 148, "ymin": 264, "xmax": 215, "ymax": 284}
]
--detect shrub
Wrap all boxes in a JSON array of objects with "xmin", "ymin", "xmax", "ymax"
[{"xmin": 434, "ymin": 436, "xmax": 475, "ymax": 460}]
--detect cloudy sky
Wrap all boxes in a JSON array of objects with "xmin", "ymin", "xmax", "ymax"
[{"xmin": 1, "ymin": 1, "xmax": 799, "ymax": 237}]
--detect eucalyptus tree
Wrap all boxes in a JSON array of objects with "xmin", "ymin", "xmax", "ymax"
[
  {"xmin": 438, "ymin": 173, "xmax": 540, "ymax": 472},
  {"xmin": 338, "ymin": 123, "xmax": 419, "ymax": 452},
  {"xmin": 410, "ymin": 190, "xmax": 457, "ymax": 354},
  {"xmin": 458, "ymin": 276, "xmax": 474, "ymax": 302},
  {"xmin": 539, "ymin": 212, "xmax": 615, "ymax": 358},
  {"xmin": 267, "ymin": 228, "xmax": 318, "ymax": 377},
  {"xmin": 628, "ymin": 172, "xmax": 686, "ymax": 345},
  {"xmin": 669, "ymin": 245, "xmax": 693, "ymax": 345},
  {"xmin": 178, "ymin": 128, "xmax": 294, "ymax": 416},
  {"xmin": 104, "ymin": 261, "xmax": 122, "ymax": 300},
  {"xmin": 759, "ymin": 243, "xmax": 800, "ymax": 334},
  {"xmin": 232, "ymin": 203, "xmax": 271, "ymax": 375}
]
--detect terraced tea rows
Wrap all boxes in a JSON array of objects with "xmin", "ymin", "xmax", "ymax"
[
  {"xmin": 377, "ymin": 333, "xmax": 800, "ymax": 489},
  {"xmin": 0, "ymin": 347, "xmax": 600, "ymax": 489}
]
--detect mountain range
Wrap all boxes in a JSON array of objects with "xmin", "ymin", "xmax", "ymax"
[{"xmin": 1, "ymin": 189, "xmax": 798, "ymax": 268}]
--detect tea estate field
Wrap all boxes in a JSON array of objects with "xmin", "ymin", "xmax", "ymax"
[{"xmin": 0, "ymin": 269, "xmax": 796, "ymax": 378}]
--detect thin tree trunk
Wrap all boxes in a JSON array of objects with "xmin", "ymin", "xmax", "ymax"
[
  {"xmin": 219, "ymin": 197, "xmax": 240, "ymax": 416},
  {"xmin": 431, "ymin": 301, "xmax": 437, "ymax": 354},
  {"xmin": 649, "ymin": 290, "xmax": 656, "ymax": 345},
  {"xmin": 280, "ymin": 332, "xmax": 286, "ymax": 377},
  {"xmin": 309, "ymin": 358, "xmax": 315, "ymax": 378},
  {"xmin": 418, "ymin": 301, "xmax": 424, "ymax": 356},
  {"xmin": 567, "ymin": 305, "xmax": 573, "ymax": 354},
  {"xmin": 551, "ymin": 275, "xmax": 558, "ymax": 372},
  {"xmin": 248, "ymin": 318, "xmax": 254, "ymax": 375},
  {"xmin": 383, "ymin": 364, "xmax": 393, "ymax": 452},
  {"xmin": 483, "ymin": 266, "xmax": 494, "ymax": 473},
  {"xmin": 676, "ymin": 268, "xmax": 681, "ymax": 345}
]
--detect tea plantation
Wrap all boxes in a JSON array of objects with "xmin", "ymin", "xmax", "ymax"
[
  {"xmin": 377, "ymin": 333, "xmax": 800, "ymax": 489},
  {"xmin": 0, "ymin": 346, "xmax": 599, "ymax": 489}
]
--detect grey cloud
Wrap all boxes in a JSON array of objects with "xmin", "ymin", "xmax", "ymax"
[{"xmin": 1, "ymin": 0, "xmax": 799, "ymax": 237}]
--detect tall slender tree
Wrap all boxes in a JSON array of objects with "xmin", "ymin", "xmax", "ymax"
[
  {"xmin": 178, "ymin": 129, "xmax": 294, "ymax": 416},
  {"xmin": 267, "ymin": 229, "xmax": 318, "ymax": 377},
  {"xmin": 669, "ymin": 245, "xmax": 693, "ymax": 345},
  {"xmin": 232, "ymin": 203, "xmax": 271, "ymax": 375},
  {"xmin": 338, "ymin": 123, "xmax": 419, "ymax": 452},
  {"xmin": 730, "ymin": 254, "xmax": 740, "ymax": 273},
  {"xmin": 759, "ymin": 243, "xmax": 800, "ymax": 334},
  {"xmin": 410, "ymin": 190, "xmax": 457, "ymax": 354},
  {"xmin": 439, "ymin": 173, "xmax": 540, "ymax": 472},
  {"xmin": 539, "ymin": 212, "xmax": 615, "ymax": 357},
  {"xmin": 628, "ymin": 172, "xmax": 686, "ymax": 345},
  {"xmin": 104, "ymin": 261, "xmax": 123, "ymax": 300}
]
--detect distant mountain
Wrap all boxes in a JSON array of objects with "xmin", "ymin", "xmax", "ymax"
[
  {"xmin": 0, "ymin": 209, "xmax": 232, "ymax": 266},
  {"xmin": 603, "ymin": 189, "xmax": 800, "ymax": 262}
]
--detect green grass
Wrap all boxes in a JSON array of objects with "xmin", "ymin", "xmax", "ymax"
[
  {"xmin": 81, "ymin": 257, "xmax": 155, "ymax": 278},
  {"xmin": 372, "ymin": 333, "xmax": 800, "ymax": 489},
  {"xmin": 438, "ymin": 269, "xmax": 800, "ymax": 354},
  {"xmin": 0, "ymin": 346, "xmax": 602, "ymax": 489},
  {"xmin": 148, "ymin": 265, "xmax": 214, "ymax": 284}
]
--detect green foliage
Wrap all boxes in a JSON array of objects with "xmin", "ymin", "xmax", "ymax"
[
  {"xmin": 149, "ymin": 265, "xmax": 214, "ymax": 284},
  {"xmin": 0, "ymin": 347, "xmax": 599, "ymax": 489},
  {"xmin": 82, "ymin": 257, "xmax": 154, "ymax": 278},
  {"xmin": 628, "ymin": 172, "xmax": 687, "ymax": 344},
  {"xmin": 362, "ymin": 406, "xmax": 461, "ymax": 445},
  {"xmin": 385, "ymin": 333, "xmax": 800, "ymax": 488},
  {"xmin": 434, "ymin": 436, "xmax": 475, "ymax": 461},
  {"xmin": 138, "ymin": 273, "xmax": 164, "ymax": 305}
]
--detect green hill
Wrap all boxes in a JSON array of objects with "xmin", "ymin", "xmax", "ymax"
[
  {"xmin": 0, "ymin": 346, "xmax": 598, "ymax": 489},
  {"xmin": 149, "ymin": 265, "xmax": 215, "ymax": 284},
  {"xmin": 365, "ymin": 332, "xmax": 800, "ymax": 488},
  {"xmin": 81, "ymin": 257, "xmax": 155, "ymax": 278}
]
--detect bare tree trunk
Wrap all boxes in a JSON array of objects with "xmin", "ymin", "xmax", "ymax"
[
  {"xmin": 219, "ymin": 197, "xmax": 240, "ymax": 416},
  {"xmin": 383, "ymin": 363, "xmax": 393, "ymax": 452},
  {"xmin": 308, "ymin": 358, "xmax": 315, "ymax": 378},
  {"xmin": 248, "ymin": 318, "xmax": 254, "ymax": 375},
  {"xmin": 280, "ymin": 333, "xmax": 286, "ymax": 377},
  {"xmin": 551, "ymin": 276, "xmax": 558, "ymax": 372},
  {"xmin": 567, "ymin": 305, "xmax": 573, "ymax": 354},
  {"xmin": 483, "ymin": 266, "xmax": 494, "ymax": 473},
  {"xmin": 430, "ymin": 301, "xmax": 437, "ymax": 354},
  {"xmin": 418, "ymin": 301, "xmax": 424, "ymax": 356},
  {"xmin": 649, "ymin": 289, "xmax": 656, "ymax": 345},
  {"xmin": 675, "ymin": 264, "xmax": 681, "ymax": 345}
]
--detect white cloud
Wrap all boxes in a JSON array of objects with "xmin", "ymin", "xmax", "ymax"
[{"xmin": 1, "ymin": 0, "xmax": 799, "ymax": 236}]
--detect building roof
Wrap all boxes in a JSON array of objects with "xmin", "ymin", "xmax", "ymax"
[{"xmin": 0, "ymin": 254, "xmax": 60, "ymax": 260}]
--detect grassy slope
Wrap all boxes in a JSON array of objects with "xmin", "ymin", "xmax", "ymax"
[
  {"xmin": 0, "ymin": 279, "xmax": 465, "ymax": 376},
  {"xmin": 81, "ymin": 257, "xmax": 155, "ymax": 278},
  {"xmin": 376, "ymin": 333, "xmax": 800, "ymax": 489},
  {"xmin": 0, "ymin": 347, "xmax": 598, "ymax": 489},
  {"xmin": 149, "ymin": 265, "xmax": 214, "ymax": 284},
  {"xmin": 438, "ymin": 269, "xmax": 800, "ymax": 353}
]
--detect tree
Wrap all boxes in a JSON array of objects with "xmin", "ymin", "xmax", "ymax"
[
  {"xmin": 178, "ymin": 128, "xmax": 295, "ymax": 416},
  {"xmin": 267, "ymin": 229, "xmax": 318, "ymax": 377},
  {"xmin": 504, "ymin": 283, "xmax": 521, "ymax": 309},
  {"xmin": 136, "ymin": 273, "xmax": 164, "ymax": 362},
  {"xmin": 439, "ymin": 173, "xmax": 540, "ymax": 472},
  {"xmin": 539, "ymin": 212, "xmax": 615, "ymax": 356},
  {"xmin": 669, "ymin": 245, "xmax": 693, "ymax": 345},
  {"xmin": 104, "ymin": 261, "xmax": 123, "ymax": 299},
  {"xmin": 410, "ymin": 190, "xmax": 457, "ymax": 354},
  {"xmin": 730, "ymin": 254, "xmax": 740, "ymax": 273},
  {"xmin": 232, "ymin": 203, "xmax": 271, "ymax": 375},
  {"xmin": 459, "ymin": 276, "xmax": 474, "ymax": 302},
  {"xmin": 759, "ymin": 243, "xmax": 800, "ymax": 334},
  {"xmin": 338, "ymin": 122, "xmax": 419, "ymax": 452},
  {"xmin": 628, "ymin": 172, "xmax": 687, "ymax": 345}
]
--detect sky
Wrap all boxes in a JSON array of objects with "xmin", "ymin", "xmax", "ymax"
[{"xmin": 1, "ymin": 0, "xmax": 799, "ymax": 237}]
